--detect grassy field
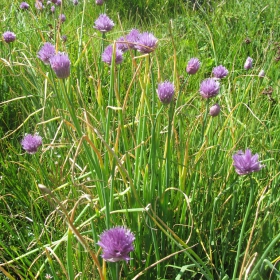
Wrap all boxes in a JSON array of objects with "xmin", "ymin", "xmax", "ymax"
[{"xmin": 1, "ymin": 0, "xmax": 280, "ymax": 279}]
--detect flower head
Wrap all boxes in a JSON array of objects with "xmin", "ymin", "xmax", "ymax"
[
  {"xmin": 199, "ymin": 78, "xmax": 220, "ymax": 99},
  {"xmin": 116, "ymin": 37, "xmax": 129, "ymax": 52},
  {"xmin": 157, "ymin": 81, "xmax": 175, "ymax": 104},
  {"xmin": 73, "ymin": 0, "xmax": 78, "ymax": 5},
  {"xmin": 102, "ymin": 45, "xmax": 123, "ymax": 65},
  {"xmin": 258, "ymin": 69, "xmax": 265, "ymax": 78},
  {"xmin": 209, "ymin": 103, "xmax": 221, "ymax": 117},
  {"xmin": 136, "ymin": 32, "xmax": 158, "ymax": 53},
  {"xmin": 21, "ymin": 134, "xmax": 42, "ymax": 154},
  {"xmin": 244, "ymin": 57, "xmax": 253, "ymax": 70},
  {"xmin": 212, "ymin": 65, "xmax": 228, "ymax": 79},
  {"xmin": 56, "ymin": 0, "xmax": 61, "ymax": 5},
  {"xmin": 20, "ymin": 2, "xmax": 30, "ymax": 9},
  {"xmin": 96, "ymin": 0, "xmax": 104, "ymax": 5},
  {"xmin": 97, "ymin": 226, "xmax": 135, "ymax": 262},
  {"xmin": 186, "ymin": 58, "xmax": 200, "ymax": 74},
  {"xmin": 3, "ymin": 31, "xmax": 16, "ymax": 43},
  {"xmin": 38, "ymin": 42, "xmax": 56, "ymax": 64},
  {"xmin": 94, "ymin": 14, "xmax": 114, "ymax": 33},
  {"xmin": 50, "ymin": 52, "xmax": 71, "ymax": 79},
  {"xmin": 59, "ymin": 14, "xmax": 66, "ymax": 23},
  {"xmin": 125, "ymin": 29, "xmax": 140, "ymax": 50},
  {"xmin": 233, "ymin": 149, "xmax": 263, "ymax": 175},
  {"xmin": 35, "ymin": 1, "xmax": 44, "ymax": 10}
]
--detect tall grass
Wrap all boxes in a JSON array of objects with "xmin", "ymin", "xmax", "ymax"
[{"xmin": 1, "ymin": 0, "xmax": 280, "ymax": 279}]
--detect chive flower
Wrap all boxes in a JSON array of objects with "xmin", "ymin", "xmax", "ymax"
[
  {"xmin": 35, "ymin": 1, "xmax": 44, "ymax": 10},
  {"xmin": 212, "ymin": 65, "xmax": 228, "ymax": 79},
  {"xmin": 50, "ymin": 52, "xmax": 71, "ymax": 79},
  {"xmin": 157, "ymin": 81, "xmax": 175, "ymax": 104},
  {"xmin": 233, "ymin": 149, "xmax": 263, "ymax": 175},
  {"xmin": 3, "ymin": 31, "xmax": 16, "ymax": 43},
  {"xmin": 50, "ymin": 5, "xmax": 55, "ymax": 12},
  {"xmin": 73, "ymin": 0, "xmax": 78, "ymax": 5},
  {"xmin": 96, "ymin": 0, "xmax": 104, "ymax": 5},
  {"xmin": 125, "ymin": 29, "xmax": 140, "ymax": 50},
  {"xmin": 102, "ymin": 45, "xmax": 123, "ymax": 65},
  {"xmin": 94, "ymin": 14, "xmax": 114, "ymax": 33},
  {"xmin": 20, "ymin": 2, "xmax": 30, "ymax": 9},
  {"xmin": 59, "ymin": 14, "xmax": 66, "ymax": 23},
  {"xmin": 199, "ymin": 78, "xmax": 220, "ymax": 99},
  {"xmin": 56, "ymin": 0, "xmax": 61, "ymax": 5},
  {"xmin": 209, "ymin": 103, "xmax": 221, "ymax": 117},
  {"xmin": 244, "ymin": 57, "xmax": 253, "ymax": 70},
  {"xmin": 136, "ymin": 32, "xmax": 158, "ymax": 53},
  {"xmin": 21, "ymin": 134, "xmax": 42, "ymax": 154},
  {"xmin": 97, "ymin": 226, "xmax": 135, "ymax": 262},
  {"xmin": 186, "ymin": 58, "xmax": 200, "ymax": 74},
  {"xmin": 116, "ymin": 37, "xmax": 129, "ymax": 52},
  {"xmin": 258, "ymin": 69, "xmax": 265, "ymax": 78},
  {"xmin": 38, "ymin": 42, "xmax": 56, "ymax": 64}
]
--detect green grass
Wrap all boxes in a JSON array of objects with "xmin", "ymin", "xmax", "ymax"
[{"xmin": 1, "ymin": 0, "xmax": 280, "ymax": 279}]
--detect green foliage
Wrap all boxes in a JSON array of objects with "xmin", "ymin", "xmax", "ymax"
[{"xmin": 0, "ymin": 0, "xmax": 280, "ymax": 279}]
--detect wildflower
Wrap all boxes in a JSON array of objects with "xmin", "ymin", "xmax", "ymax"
[
  {"xmin": 125, "ymin": 29, "xmax": 140, "ymax": 50},
  {"xmin": 56, "ymin": 0, "xmax": 61, "ymax": 5},
  {"xmin": 73, "ymin": 0, "xmax": 78, "ymax": 5},
  {"xmin": 209, "ymin": 103, "xmax": 221, "ymax": 117},
  {"xmin": 20, "ymin": 2, "xmax": 30, "ymax": 9},
  {"xmin": 96, "ymin": 0, "xmax": 104, "ymax": 5},
  {"xmin": 233, "ymin": 149, "xmax": 263, "ymax": 175},
  {"xmin": 61, "ymin": 35, "xmax": 67, "ymax": 42},
  {"xmin": 21, "ymin": 134, "xmax": 42, "ymax": 154},
  {"xmin": 35, "ymin": 1, "xmax": 44, "ymax": 10},
  {"xmin": 258, "ymin": 69, "xmax": 265, "ymax": 78},
  {"xmin": 45, "ymin": 274, "xmax": 53, "ymax": 279},
  {"xmin": 3, "ymin": 31, "xmax": 16, "ymax": 43},
  {"xmin": 59, "ymin": 14, "xmax": 66, "ymax": 23},
  {"xmin": 157, "ymin": 81, "xmax": 175, "ymax": 104},
  {"xmin": 116, "ymin": 37, "xmax": 129, "ymax": 52},
  {"xmin": 212, "ymin": 65, "xmax": 228, "ymax": 79},
  {"xmin": 94, "ymin": 14, "xmax": 114, "ymax": 33},
  {"xmin": 102, "ymin": 45, "xmax": 123, "ymax": 65},
  {"xmin": 199, "ymin": 78, "xmax": 220, "ymax": 99},
  {"xmin": 50, "ymin": 5, "xmax": 55, "ymax": 12},
  {"xmin": 50, "ymin": 52, "xmax": 71, "ymax": 79},
  {"xmin": 37, "ymin": 42, "xmax": 56, "ymax": 64},
  {"xmin": 244, "ymin": 57, "xmax": 253, "ymax": 70},
  {"xmin": 136, "ymin": 32, "xmax": 158, "ymax": 53},
  {"xmin": 186, "ymin": 58, "xmax": 200, "ymax": 74},
  {"xmin": 97, "ymin": 226, "xmax": 135, "ymax": 262}
]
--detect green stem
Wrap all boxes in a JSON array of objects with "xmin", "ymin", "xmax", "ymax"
[{"xmin": 232, "ymin": 176, "xmax": 255, "ymax": 280}]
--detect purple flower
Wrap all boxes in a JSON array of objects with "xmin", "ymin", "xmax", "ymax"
[
  {"xmin": 94, "ymin": 14, "xmax": 114, "ymax": 33},
  {"xmin": 258, "ymin": 69, "xmax": 265, "ymax": 78},
  {"xmin": 97, "ymin": 226, "xmax": 135, "ymax": 262},
  {"xmin": 38, "ymin": 42, "xmax": 56, "ymax": 64},
  {"xmin": 136, "ymin": 32, "xmax": 158, "ymax": 53},
  {"xmin": 233, "ymin": 149, "xmax": 263, "ymax": 175},
  {"xmin": 3, "ymin": 31, "xmax": 16, "ymax": 43},
  {"xmin": 186, "ymin": 58, "xmax": 200, "ymax": 74},
  {"xmin": 102, "ymin": 45, "xmax": 123, "ymax": 65},
  {"xmin": 212, "ymin": 65, "xmax": 228, "ymax": 79},
  {"xmin": 50, "ymin": 5, "xmax": 55, "ymax": 12},
  {"xmin": 59, "ymin": 14, "xmax": 66, "ymax": 23},
  {"xmin": 244, "ymin": 57, "xmax": 253, "ymax": 70},
  {"xmin": 199, "ymin": 78, "xmax": 220, "ymax": 99},
  {"xmin": 157, "ymin": 81, "xmax": 175, "ymax": 104},
  {"xmin": 51, "ymin": 0, "xmax": 57, "ymax": 3},
  {"xmin": 50, "ymin": 52, "xmax": 71, "ymax": 79},
  {"xmin": 21, "ymin": 134, "xmax": 42, "ymax": 154},
  {"xmin": 125, "ymin": 29, "xmax": 140, "ymax": 50},
  {"xmin": 61, "ymin": 35, "xmax": 67, "ymax": 42},
  {"xmin": 35, "ymin": 1, "xmax": 44, "ymax": 10},
  {"xmin": 56, "ymin": 0, "xmax": 61, "ymax": 5},
  {"xmin": 96, "ymin": 0, "xmax": 104, "ymax": 5},
  {"xmin": 209, "ymin": 103, "xmax": 221, "ymax": 117},
  {"xmin": 73, "ymin": 0, "xmax": 78, "ymax": 5},
  {"xmin": 20, "ymin": 2, "xmax": 30, "ymax": 9},
  {"xmin": 116, "ymin": 37, "xmax": 129, "ymax": 52}
]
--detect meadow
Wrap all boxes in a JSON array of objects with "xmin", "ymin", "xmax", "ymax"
[{"xmin": 0, "ymin": 0, "xmax": 280, "ymax": 279}]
